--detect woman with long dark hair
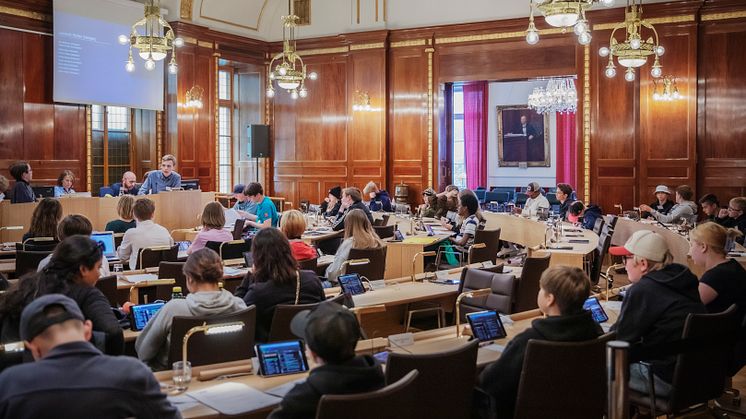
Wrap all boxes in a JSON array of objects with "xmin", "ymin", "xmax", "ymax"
[
  {"xmin": 0, "ymin": 236, "xmax": 123, "ymax": 354},
  {"xmin": 235, "ymin": 228, "xmax": 325, "ymax": 342},
  {"xmin": 22, "ymin": 198, "xmax": 63, "ymax": 242}
]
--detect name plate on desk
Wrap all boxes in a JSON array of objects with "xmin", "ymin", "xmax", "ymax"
[
  {"xmin": 388, "ymin": 332, "xmax": 414, "ymax": 347},
  {"xmin": 369, "ymin": 280, "xmax": 387, "ymax": 290},
  {"xmin": 121, "ymin": 273, "xmax": 159, "ymax": 283}
]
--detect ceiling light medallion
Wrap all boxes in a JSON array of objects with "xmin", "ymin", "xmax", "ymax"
[
  {"xmin": 526, "ymin": 0, "xmax": 614, "ymax": 46},
  {"xmin": 119, "ymin": 0, "xmax": 183, "ymax": 73}
]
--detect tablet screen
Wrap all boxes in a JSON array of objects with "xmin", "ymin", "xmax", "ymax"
[
  {"xmin": 338, "ymin": 273, "xmax": 365, "ymax": 296},
  {"xmin": 130, "ymin": 302, "xmax": 165, "ymax": 331},
  {"xmin": 256, "ymin": 340, "xmax": 309, "ymax": 377},
  {"xmin": 467, "ymin": 311, "xmax": 507, "ymax": 342},
  {"xmin": 583, "ymin": 296, "xmax": 609, "ymax": 323}
]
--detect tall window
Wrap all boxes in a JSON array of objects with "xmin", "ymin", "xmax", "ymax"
[
  {"xmin": 91, "ymin": 105, "xmax": 131, "ymax": 192},
  {"xmin": 452, "ymin": 85, "xmax": 467, "ymax": 189},
  {"xmin": 217, "ymin": 68, "xmax": 233, "ymax": 193}
]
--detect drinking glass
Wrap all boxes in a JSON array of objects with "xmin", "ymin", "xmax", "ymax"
[
  {"xmin": 113, "ymin": 264, "xmax": 123, "ymax": 273},
  {"xmin": 172, "ymin": 361, "xmax": 192, "ymax": 391}
]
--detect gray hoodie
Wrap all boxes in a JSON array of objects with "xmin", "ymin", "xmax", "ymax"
[
  {"xmin": 135, "ymin": 290, "xmax": 246, "ymax": 370},
  {"xmin": 652, "ymin": 200, "xmax": 698, "ymax": 225}
]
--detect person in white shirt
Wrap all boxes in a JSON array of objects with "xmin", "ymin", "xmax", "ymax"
[
  {"xmin": 116, "ymin": 198, "xmax": 173, "ymax": 269},
  {"xmin": 513, "ymin": 181, "xmax": 550, "ymax": 217}
]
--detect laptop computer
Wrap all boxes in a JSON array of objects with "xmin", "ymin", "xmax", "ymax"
[
  {"xmin": 91, "ymin": 231, "xmax": 118, "ymax": 261},
  {"xmin": 32, "ymin": 186, "xmax": 55, "ymax": 199}
]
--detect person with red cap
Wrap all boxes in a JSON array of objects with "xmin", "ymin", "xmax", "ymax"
[{"xmin": 609, "ymin": 230, "xmax": 705, "ymax": 397}]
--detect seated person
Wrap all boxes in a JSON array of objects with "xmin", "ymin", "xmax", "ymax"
[
  {"xmin": 243, "ymin": 182, "xmax": 279, "ymax": 229},
  {"xmin": 319, "ymin": 186, "xmax": 342, "ymax": 217},
  {"xmin": 22, "ymin": 198, "xmax": 62, "ymax": 243},
  {"xmin": 326, "ymin": 209, "xmax": 385, "ymax": 283},
  {"xmin": 609, "ymin": 230, "xmax": 705, "ymax": 397},
  {"xmin": 418, "ymin": 188, "xmax": 438, "ymax": 218},
  {"xmin": 135, "ymin": 248, "xmax": 246, "ymax": 370},
  {"xmin": 53, "ymin": 170, "xmax": 76, "ymax": 197},
  {"xmin": 435, "ymin": 185, "xmax": 459, "ymax": 219},
  {"xmin": 691, "ymin": 222, "xmax": 746, "ymax": 314},
  {"xmin": 104, "ymin": 195, "xmax": 136, "ymax": 233},
  {"xmin": 640, "ymin": 185, "xmax": 675, "ymax": 219},
  {"xmin": 555, "ymin": 183, "xmax": 574, "ymax": 220},
  {"xmin": 281, "ymin": 210, "xmax": 317, "ymax": 262},
  {"xmin": 9, "ymin": 161, "xmax": 34, "ymax": 204},
  {"xmin": 110, "ymin": 171, "xmax": 139, "ymax": 196},
  {"xmin": 187, "ymin": 202, "xmax": 233, "ymax": 254},
  {"xmin": 138, "ymin": 155, "xmax": 181, "ymax": 195},
  {"xmin": 0, "ymin": 175, "xmax": 8, "ymax": 202},
  {"xmin": 0, "ymin": 294, "xmax": 178, "ymax": 418},
  {"xmin": 117, "ymin": 198, "xmax": 174, "ymax": 268},
  {"xmin": 513, "ymin": 182, "xmax": 549, "ymax": 217},
  {"xmin": 716, "ymin": 197, "xmax": 746, "ymax": 244},
  {"xmin": 0, "ymin": 236, "xmax": 124, "ymax": 355},
  {"xmin": 37, "ymin": 214, "xmax": 111, "ymax": 278},
  {"xmin": 363, "ymin": 181, "xmax": 393, "ymax": 212},
  {"xmin": 639, "ymin": 184, "xmax": 697, "ymax": 225},
  {"xmin": 478, "ymin": 266, "xmax": 602, "ymax": 419},
  {"xmin": 698, "ymin": 193, "xmax": 722, "ymax": 223},
  {"xmin": 567, "ymin": 201, "xmax": 585, "ymax": 224},
  {"xmin": 268, "ymin": 301, "xmax": 385, "ymax": 419},
  {"xmin": 232, "ymin": 183, "xmax": 257, "ymax": 218},
  {"xmin": 235, "ymin": 228, "xmax": 325, "ymax": 342},
  {"xmin": 449, "ymin": 193, "xmax": 479, "ymax": 251},
  {"xmin": 332, "ymin": 187, "xmax": 374, "ymax": 231}
]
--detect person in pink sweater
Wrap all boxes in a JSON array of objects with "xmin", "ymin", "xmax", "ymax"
[{"xmin": 188, "ymin": 202, "xmax": 233, "ymax": 254}]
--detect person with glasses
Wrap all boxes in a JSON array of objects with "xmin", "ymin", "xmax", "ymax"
[{"xmin": 716, "ymin": 197, "xmax": 746, "ymax": 244}]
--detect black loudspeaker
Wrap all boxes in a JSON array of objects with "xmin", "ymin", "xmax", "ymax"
[{"xmin": 247, "ymin": 125, "xmax": 270, "ymax": 158}]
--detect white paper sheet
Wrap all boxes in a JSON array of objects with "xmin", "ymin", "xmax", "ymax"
[{"xmin": 187, "ymin": 382, "xmax": 281, "ymax": 415}]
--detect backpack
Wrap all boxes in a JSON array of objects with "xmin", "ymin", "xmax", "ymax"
[{"xmin": 581, "ymin": 204, "xmax": 603, "ymax": 230}]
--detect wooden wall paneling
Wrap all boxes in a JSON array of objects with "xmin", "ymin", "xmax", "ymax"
[
  {"xmin": 0, "ymin": 29, "xmax": 23, "ymax": 167},
  {"xmin": 53, "ymin": 105, "xmax": 87, "ymax": 189},
  {"xmin": 132, "ymin": 109, "xmax": 158, "ymax": 179}
]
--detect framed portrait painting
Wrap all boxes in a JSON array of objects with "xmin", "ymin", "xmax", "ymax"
[{"xmin": 497, "ymin": 105, "xmax": 550, "ymax": 167}]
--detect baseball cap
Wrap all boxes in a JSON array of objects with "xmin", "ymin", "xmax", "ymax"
[
  {"xmin": 654, "ymin": 185, "xmax": 670, "ymax": 195},
  {"xmin": 609, "ymin": 230, "xmax": 669, "ymax": 262},
  {"xmin": 290, "ymin": 301, "xmax": 361, "ymax": 364},
  {"xmin": 20, "ymin": 294, "xmax": 85, "ymax": 341},
  {"xmin": 233, "ymin": 184, "xmax": 246, "ymax": 195},
  {"xmin": 527, "ymin": 182, "xmax": 541, "ymax": 193},
  {"xmin": 328, "ymin": 186, "xmax": 342, "ymax": 200}
]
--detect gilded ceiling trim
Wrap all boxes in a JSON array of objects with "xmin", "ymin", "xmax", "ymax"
[
  {"xmin": 349, "ymin": 42, "xmax": 385, "ymax": 51},
  {"xmin": 0, "ymin": 5, "xmax": 50, "ymax": 22},
  {"xmin": 390, "ymin": 39, "xmax": 427, "ymax": 48},
  {"xmin": 701, "ymin": 11, "xmax": 746, "ymax": 22},
  {"xmin": 180, "ymin": 0, "xmax": 193, "ymax": 20},
  {"xmin": 296, "ymin": 46, "xmax": 350, "ymax": 56},
  {"xmin": 593, "ymin": 14, "xmax": 695, "ymax": 30},
  {"xmin": 435, "ymin": 28, "xmax": 564, "ymax": 45},
  {"xmin": 199, "ymin": 0, "xmax": 267, "ymax": 31}
]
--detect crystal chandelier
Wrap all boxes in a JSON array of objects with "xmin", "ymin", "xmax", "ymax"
[
  {"xmin": 528, "ymin": 78, "xmax": 578, "ymax": 114},
  {"xmin": 598, "ymin": 0, "xmax": 665, "ymax": 82},
  {"xmin": 118, "ymin": 0, "xmax": 183, "ymax": 74},
  {"xmin": 652, "ymin": 76, "xmax": 681, "ymax": 101},
  {"xmin": 266, "ymin": 3, "xmax": 317, "ymax": 100},
  {"xmin": 525, "ymin": 0, "xmax": 615, "ymax": 46}
]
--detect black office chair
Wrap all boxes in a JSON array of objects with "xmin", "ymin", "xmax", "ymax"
[
  {"xmin": 95, "ymin": 275, "xmax": 119, "ymax": 307},
  {"xmin": 512, "ymin": 253, "xmax": 550, "ymax": 313},
  {"xmin": 315, "ymin": 370, "xmax": 419, "ymax": 419},
  {"xmin": 385, "ymin": 340, "xmax": 479, "ymax": 419},
  {"xmin": 231, "ymin": 219, "xmax": 246, "ymax": 240},
  {"xmin": 346, "ymin": 247, "xmax": 387, "ymax": 281},
  {"xmin": 456, "ymin": 268, "xmax": 516, "ymax": 320},
  {"xmin": 17, "ymin": 237, "xmax": 58, "ymax": 252},
  {"xmin": 373, "ymin": 225, "xmax": 395, "ymax": 240},
  {"xmin": 218, "ymin": 239, "xmax": 252, "ymax": 261},
  {"xmin": 113, "ymin": 233, "xmax": 125, "ymax": 249},
  {"xmin": 298, "ymin": 257, "xmax": 318, "ymax": 271},
  {"xmin": 468, "ymin": 228, "xmax": 501, "ymax": 265},
  {"xmin": 588, "ymin": 226, "xmax": 614, "ymax": 287},
  {"xmin": 167, "ymin": 306, "xmax": 257, "ymax": 367},
  {"xmin": 158, "ymin": 262, "xmax": 187, "ymax": 296},
  {"xmin": 136, "ymin": 244, "xmax": 178, "ymax": 270},
  {"xmin": 592, "ymin": 217, "xmax": 606, "ymax": 236},
  {"xmin": 15, "ymin": 250, "xmax": 52, "ymax": 277},
  {"xmin": 267, "ymin": 295, "xmax": 345, "ymax": 343}
]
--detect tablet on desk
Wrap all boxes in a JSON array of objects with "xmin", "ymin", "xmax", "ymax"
[
  {"xmin": 255, "ymin": 340, "xmax": 310, "ymax": 377},
  {"xmin": 583, "ymin": 296, "xmax": 609, "ymax": 323},
  {"xmin": 568, "ymin": 239, "xmax": 590, "ymax": 244},
  {"xmin": 338, "ymin": 273, "xmax": 366, "ymax": 296},
  {"xmin": 130, "ymin": 302, "xmax": 165, "ymax": 331},
  {"xmin": 176, "ymin": 241, "xmax": 191, "ymax": 252},
  {"xmin": 467, "ymin": 310, "xmax": 507, "ymax": 342}
]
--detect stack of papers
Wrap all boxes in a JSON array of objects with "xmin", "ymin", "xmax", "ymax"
[
  {"xmin": 121, "ymin": 273, "xmax": 159, "ymax": 283},
  {"xmin": 187, "ymin": 382, "xmax": 280, "ymax": 415}
]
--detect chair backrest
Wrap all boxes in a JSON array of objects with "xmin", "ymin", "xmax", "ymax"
[
  {"xmin": 167, "ymin": 306, "xmax": 257, "ymax": 366},
  {"xmin": 17, "ymin": 237, "xmax": 58, "ymax": 252},
  {"xmin": 269, "ymin": 197, "xmax": 284, "ymax": 212},
  {"xmin": 95, "ymin": 275, "xmax": 119, "ymax": 307},
  {"xmin": 592, "ymin": 217, "xmax": 606, "ymax": 236},
  {"xmin": 113, "ymin": 233, "xmax": 125, "ymax": 249},
  {"xmin": 468, "ymin": 228, "xmax": 501, "ymax": 265},
  {"xmin": 474, "ymin": 189, "xmax": 486, "ymax": 203},
  {"xmin": 513, "ymin": 253, "xmax": 551, "ymax": 312},
  {"xmin": 316, "ymin": 370, "xmax": 419, "ymax": 419},
  {"xmin": 268, "ymin": 301, "xmax": 324, "ymax": 342},
  {"xmin": 231, "ymin": 219, "xmax": 246, "ymax": 240},
  {"xmin": 457, "ymin": 268, "xmax": 516, "ymax": 318},
  {"xmin": 15, "ymin": 250, "xmax": 53, "ymax": 277},
  {"xmin": 298, "ymin": 257, "xmax": 318, "ymax": 271},
  {"xmin": 205, "ymin": 240, "xmax": 222, "ymax": 253},
  {"xmin": 546, "ymin": 193, "xmax": 560, "ymax": 206},
  {"xmin": 137, "ymin": 244, "xmax": 178, "ymax": 270},
  {"xmin": 514, "ymin": 193, "xmax": 529, "ymax": 206},
  {"xmin": 514, "ymin": 333, "xmax": 615, "ymax": 419},
  {"xmin": 219, "ymin": 239, "xmax": 252, "ymax": 261},
  {"xmin": 589, "ymin": 227, "xmax": 613, "ymax": 285},
  {"xmin": 385, "ymin": 340, "xmax": 479, "ymax": 419},
  {"xmin": 373, "ymin": 224, "xmax": 395, "ymax": 240},
  {"xmin": 603, "ymin": 215, "xmax": 619, "ymax": 229},
  {"xmin": 158, "ymin": 262, "xmax": 187, "ymax": 296},
  {"xmin": 347, "ymin": 247, "xmax": 387, "ymax": 281}
]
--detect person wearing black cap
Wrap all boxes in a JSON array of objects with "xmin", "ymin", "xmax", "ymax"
[
  {"xmin": 0, "ymin": 294, "xmax": 179, "ymax": 419},
  {"xmin": 319, "ymin": 186, "xmax": 342, "ymax": 217},
  {"xmin": 268, "ymin": 301, "xmax": 385, "ymax": 419},
  {"xmin": 331, "ymin": 187, "xmax": 374, "ymax": 231},
  {"xmin": 233, "ymin": 183, "xmax": 257, "ymax": 217}
]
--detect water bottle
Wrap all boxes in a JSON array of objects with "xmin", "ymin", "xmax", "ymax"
[{"xmin": 171, "ymin": 286, "xmax": 185, "ymax": 300}]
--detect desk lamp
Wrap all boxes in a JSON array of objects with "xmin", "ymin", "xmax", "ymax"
[
  {"xmin": 411, "ymin": 251, "xmax": 436, "ymax": 282},
  {"xmin": 341, "ymin": 258, "xmax": 370, "ymax": 273},
  {"xmin": 455, "ymin": 288, "xmax": 492, "ymax": 338},
  {"xmin": 179, "ymin": 321, "xmax": 245, "ymax": 389}
]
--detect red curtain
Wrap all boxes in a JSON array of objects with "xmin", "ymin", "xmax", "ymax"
[
  {"xmin": 463, "ymin": 82, "xmax": 488, "ymax": 189},
  {"xmin": 555, "ymin": 112, "xmax": 577, "ymax": 186}
]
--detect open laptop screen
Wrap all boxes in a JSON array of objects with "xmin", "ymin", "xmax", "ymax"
[{"xmin": 91, "ymin": 232, "xmax": 116, "ymax": 259}]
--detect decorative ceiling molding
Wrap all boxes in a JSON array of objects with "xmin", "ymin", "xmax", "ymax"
[
  {"xmin": 180, "ymin": 0, "xmax": 194, "ymax": 20},
  {"xmin": 199, "ymin": 0, "xmax": 268, "ymax": 31},
  {"xmin": 593, "ymin": 14, "xmax": 695, "ymax": 30},
  {"xmin": 701, "ymin": 11, "xmax": 746, "ymax": 22},
  {"xmin": 0, "ymin": 5, "xmax": 50, "ymax": 22}
]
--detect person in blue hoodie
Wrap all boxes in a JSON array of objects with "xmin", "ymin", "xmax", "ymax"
[
  {"xmin": 609, "ymin": 230, "xmax": 705, "ymax": 397},
  {"xmin": 363, "ymin": 181, "xmax": 393, "ymax": 212}
]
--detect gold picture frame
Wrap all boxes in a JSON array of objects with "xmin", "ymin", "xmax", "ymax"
[{"xmin": 497, "ymin": 105, "xmax": 550, "ymax": 167}]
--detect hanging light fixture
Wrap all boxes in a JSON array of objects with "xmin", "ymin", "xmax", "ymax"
[
  {"xmin": 526, "ymin": 0, "xmax": 615, "ymax": 46},
  {"xmin": 119, "ymin": 0, "xmax": 183, "ymax": 73},
  {"xmin": 266, "ymin": 1, "xmax": 317, "ymax": 100},
  {"xmin": 352, "ymin": 90, "xmax": 373, "ymax": 111},
  {"xmin": 652, "ymin": 76, "xmax": 681, "ymax": 101},
  {"xmin": 184, "ymin": 86, "xmax": 204, "ymax": 108},
  {"xmin": 528, "ymin": 78, "xmax": 578, "ymax": 114},
  {"xmin": 599, "ymin": 0, "xmax": 664, "ymax": 82}
]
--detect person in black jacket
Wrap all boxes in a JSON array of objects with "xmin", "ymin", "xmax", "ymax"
[
  {"xmin": 555, "ymin": 183, "xmax": 574, "ymax": 220},
  {"xmin": 0, "ymin": 294, "xmax": 178, "ymax": 419},
  {"xmin": 609, "ymin": 229, "xmax": 705, "ymax": 397},
  {"xmin": 478, "ymin": 266, "xmax": 602, "ymax": 419},
  {"xmin": 235, "ymin": 228, "xmax": 325, "ymax": 342},
  {"xmin": 363, "ymin": 181, "xmax": 393, "ymax": 212},
  {"xmin": 0, "ymin": 236, "xmax": 124, "ymax": 355},
  {"xmin": 319, "ymin": 186, "xmax": 342, "ymax": 217},
  {"xmin": 331, "ymin": 187, "xmax": 374, "ymax": 231},
  {"xmin": 640, "ymin": 184, "xmax": 674, "ymax": 219},
  {"xmin": 8, "ymin": 161, "xmax": 34, "ymax": 204},
  {"xmin": 268, "ymin": 300, "xmax": 385, "ymax": 419}
]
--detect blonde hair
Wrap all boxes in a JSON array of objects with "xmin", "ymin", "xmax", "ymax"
[
  {"xmin": 690, "ymin": 221, "xmax": 743, "ymax": 256},
  {"xmin": 343, "ymin": 187, "xmax": 362, "ymax": 202},
  {"xmin": 730, "ymin": 197, "xmax": 746, "ymax": 212},
  {"xmin": 117, "ymin": 195, "xmax": 135, "ymax": 220},
  {"xmin": 344, "ymin": 209, "xmax": 384, "ymax": 249},
  {"xmin": 539, "ymin": 266, "xmax": 591, "ymax": 315},
  {"xmin": 363, "ymin": 181, "xmax": 379, "ymax": 195},
  {"xmin": 281, "ymin": 209, "xmax": 307, "ymax": 240},
  {"xmin": 201, "ymin": 201, "xmax": 226, "ymax": 230}
]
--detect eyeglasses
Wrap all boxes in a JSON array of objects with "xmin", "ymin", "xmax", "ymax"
[{"xmin": 728, "ymin": 207, "xmax": 742, "ymax": 212}]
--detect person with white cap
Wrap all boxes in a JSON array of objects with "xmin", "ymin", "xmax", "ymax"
[
  {"xmin": 513, "ymin": 181, "xmax": 549, "ymax": 217},
  {"xmin": 609, "ymin": 230, "xmax": 705, "ymax": 397},
  {"xmin": 640, "ymin": 184, "xmax": 698, "ymax": 225},
  {"xmin": 640, "ymin": 184, "xmax": 675, "ymax": 219}
]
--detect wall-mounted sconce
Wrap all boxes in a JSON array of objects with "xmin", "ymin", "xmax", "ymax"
[
  {"xmin": 652, "ymin": 76, "xmax": 681, "ymax": 101},
  {"xmin": 185, "ymin": 85, "xmax": 204, "ymax": 108},
  {"xmin": 352, "ymin": 90, "xmax": 373, "ymax": 111}
]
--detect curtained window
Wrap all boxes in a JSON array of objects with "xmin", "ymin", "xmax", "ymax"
[{"xmin": 462, "ymin": 82, "xmax": 488, "ymax": 190}]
